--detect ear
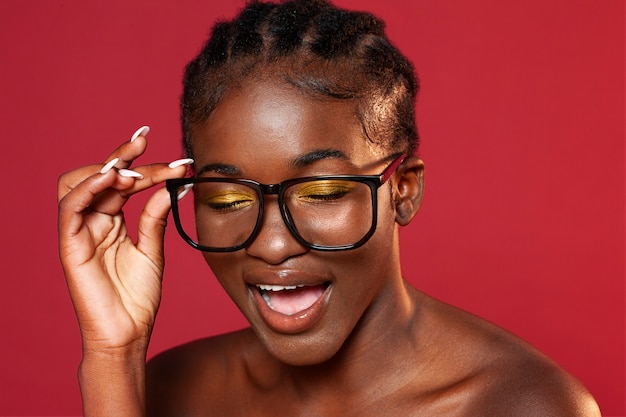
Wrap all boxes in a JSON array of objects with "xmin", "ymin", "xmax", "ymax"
[{"xmin": 393, "ymin": 157, "xmax": 424, "ymax": 226}]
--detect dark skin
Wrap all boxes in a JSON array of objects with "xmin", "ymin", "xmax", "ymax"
[
  {"xmin": 147, "ymin": 298, "xmax": 597, "ymax": 416},
  {"xmin": 58, "ymin": 77, "xmax": 600, "ymax": 416}
]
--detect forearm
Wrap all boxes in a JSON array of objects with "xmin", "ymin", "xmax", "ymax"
[{"xmin": 78, "ymin": 349, "xmax": 147, "ymax": 417}]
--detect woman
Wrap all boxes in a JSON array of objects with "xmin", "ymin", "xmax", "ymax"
[{"xmin": 57, "ymin": 1, "xmax": 600, "ymax": 415}]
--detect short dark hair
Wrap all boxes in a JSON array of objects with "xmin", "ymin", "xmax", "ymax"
[{"xmin": 181, "ymin": 0, "xmax": 419, "ymax": 158}]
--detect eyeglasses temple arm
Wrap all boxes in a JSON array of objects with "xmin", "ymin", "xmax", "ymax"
[{"xmin": 380, "ymin": 153, "xmax": 406, "ymax": 183}]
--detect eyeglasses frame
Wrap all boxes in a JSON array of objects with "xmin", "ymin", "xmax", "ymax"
[{"xmin": 166, "ymin": 153, "xmax": 406, "ymax": 252}]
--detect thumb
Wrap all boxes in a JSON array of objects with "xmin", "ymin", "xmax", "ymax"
[{"xmin": 136, "ymin": 187, "xmax": 173, "ymax": 267}]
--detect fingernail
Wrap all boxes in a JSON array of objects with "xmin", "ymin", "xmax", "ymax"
[
  {"xmin": 118, "ymin": 168, "xmax": 144, "ymax": 179},
  {"xmin": 130, "ymin": 126, "xmax": 150, "ymax": 142},
  {"xmin": 100, "ymin": 158, "xmax": 119, "ymax": 174},
  {"xmin": 177, "ymin": 184, "xmax": 194, "ymax": 201},
  {"xmin": 168, "ymin": 158, "xmax": 194, "ymax": 169}
]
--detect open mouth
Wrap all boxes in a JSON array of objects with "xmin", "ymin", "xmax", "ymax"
[{"xmin": 255, "ymin": 283, "xmax": 330, "ymax": 316}]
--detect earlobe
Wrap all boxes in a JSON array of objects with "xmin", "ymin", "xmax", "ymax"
[{"xmin": 394, "ymin": 157, "xmax": 424, "ymax": 226}]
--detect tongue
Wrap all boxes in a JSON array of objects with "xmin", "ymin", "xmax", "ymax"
[{"xmin": 266, "ymin": 285, "xmax": 325, "ymax": 315}]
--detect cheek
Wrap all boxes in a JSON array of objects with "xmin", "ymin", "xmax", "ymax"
[
  {"xmin": 201, "ymin": 253, "xmax": 245, "ymax": 295},
  {"xmin": 331, "ymin": 213, "xmax": 399, "ymax": 294},
  {"xmin": 356, "ymin": 203, "xmax": 400, "ymax": 279},
  {"xmin": 371, "ymin": 189, "xmax": 399, "ymax": 250}
]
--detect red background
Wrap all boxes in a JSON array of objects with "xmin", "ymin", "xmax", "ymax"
[{"xmin": 0, "ymin": 1, "xmax": 623, "ymax": 415}]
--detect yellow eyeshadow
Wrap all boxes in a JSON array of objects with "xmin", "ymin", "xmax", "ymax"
[
  {"xmin": 297, "ymin": 180, "xmax": 355, "ymax": 197},
  {"xmin": 203, "ymin": 191, "xmax": 256, "ymax": 205}
]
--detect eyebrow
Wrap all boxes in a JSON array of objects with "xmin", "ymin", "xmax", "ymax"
[
  {"xmin": 196, "ymin": 148, "xmax": 352, "ymax": 177},
  {"xmin": 196, "ymin": 163, "xmax": 242, "ymax": 177},
  {"xmin": 289, "ymin": 149, "xmax": 350, "ymax": 169}
]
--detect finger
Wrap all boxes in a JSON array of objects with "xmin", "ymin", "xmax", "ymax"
[
  {"xmin": 87, "ymin": 158, "xmax": 193, "ymax": 216},
  {"xmin": 117, "ymin": 158, "xmax": 194, "ymax": 195},
  {"xmin": 58, "ymin": 169, "xmax": 122, "ymax": 239},
  {"xmin": 57, "ymin": 127, "xmax": 149, "ymax": 203},
  {"xmin": 136, "ymin": 187, "xmax": 173, "ymax": 267},
  {"xmin": 102, "ymin": 126, "xmax": 151, "ymax": 168},
  {"xmin": 58, "ymin": 164, "xmax": 105, "ymax": 202}
]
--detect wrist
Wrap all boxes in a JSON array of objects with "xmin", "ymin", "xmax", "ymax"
[
  {"xmin": 80, "ymin": 330, "xmax": 151, "ymax": 357},
  {"xmin": 80, "ymin": 346, "xmax": 147, "ymax": 370},
  {"xmin": 78, "ymin": 349, "xmax": 147, "ymax": 417}
]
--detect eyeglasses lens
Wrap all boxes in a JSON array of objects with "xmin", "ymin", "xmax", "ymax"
[{"xmin": 284, "ymin": 179, "xmax": 373, "ymax": 247}]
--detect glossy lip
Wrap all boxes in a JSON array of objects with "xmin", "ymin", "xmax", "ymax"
[{"xmin": 245, "ymin": 271, "xmax": 333, "ymax": 335}]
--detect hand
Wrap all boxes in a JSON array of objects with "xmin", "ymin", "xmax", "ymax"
[{"xmin": 58, "ymin": 127, "xmax": 193, "ymax": 355}]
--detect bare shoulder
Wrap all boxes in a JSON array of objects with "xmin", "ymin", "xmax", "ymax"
[
  {"xmin": 146, "ymin": 328, "xmax": 257, "ymax": 417},
  {"xmin": 474, "ymin": 357, "xmax": 601, "ymax": 417},
  {"xmin": 417, "ymin": 292, "xmax": 601, "ymax": 416}
]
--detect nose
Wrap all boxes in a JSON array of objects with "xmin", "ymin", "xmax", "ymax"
[{"xmin": 245, "ymin": 196, "xmax": 308, "ymax": 264}]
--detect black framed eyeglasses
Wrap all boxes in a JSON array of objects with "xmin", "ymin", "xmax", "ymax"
[{"xmin": 166, "ymin": 153, "xmax": 405, "ymax": 252}]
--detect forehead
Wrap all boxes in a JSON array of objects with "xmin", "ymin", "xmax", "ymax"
[{"xmin": 190, "ymin": 77, "xmax": 385, "ymax": 177}]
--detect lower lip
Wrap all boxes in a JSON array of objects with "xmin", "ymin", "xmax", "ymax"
[{"xmin": 250, "ymin": 284, "xmax": 332, "ymax": 334}]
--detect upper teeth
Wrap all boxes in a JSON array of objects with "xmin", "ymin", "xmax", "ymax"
[{"xmin": 256, "ymin": 284, "xmax": 302, "ymax": 291}]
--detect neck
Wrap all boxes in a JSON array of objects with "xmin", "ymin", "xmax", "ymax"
[{"xmin": 285, "ymin": 275, "xmax": 421, "ymax": 397}]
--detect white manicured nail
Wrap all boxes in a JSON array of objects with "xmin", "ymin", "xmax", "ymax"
[
  {"xmin": 100, "ymin": 158, "xmax": 119, "ymax": 174},
  {"xmin": 130, "ymin": 126, "xmax": 150, "ymax": 142},
  {"xmin": 168, "ymin": 158, "xmax": 194, "ymax": 169},
  {"xmin": 177, "ymin": 184, "xmax": 194, "ymax": 201},
  {"xmin": 118, "ymin": 168, "xmax": 143, "ymax": 179}
]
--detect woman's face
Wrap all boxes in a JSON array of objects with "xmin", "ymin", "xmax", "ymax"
[{"xmin": 190, "ymin": 78, "xmax": 405, "ymax": 366}]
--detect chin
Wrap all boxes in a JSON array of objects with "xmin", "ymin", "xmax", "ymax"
[{"xmin": 254, "ymin": 326, "xmax": 347, "ymax": 367}]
